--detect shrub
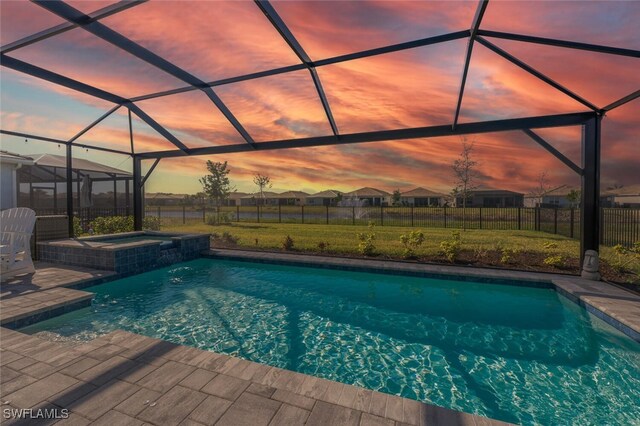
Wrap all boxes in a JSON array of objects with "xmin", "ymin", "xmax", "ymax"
[
  {"xmin": 543, "ymin": 242, "xmax": 558, "ymax": 250},
  {"xmin": 500, "ymin": 248, "xmax": 515, "ymax": 264},
  {"xmin": 439, "ymin": 231, "xmax": 461, "ymax": 263},
  {"xmin": 543, "ymin": 255, "xmax": 565, "ymax": 268},
  {"xmin": 473, "ymin": 244, "xmax": 488, "ymax": 261},
  {"xmin": 221, "ymin": 231, "xmax": 239, "ymax": 245},
  {"xmin": 90, "ymin": 216, "xmax": 134, "ymax": 235},
  {"xmin": 357, "ymin": 222, "xmax": 377, "ymax": 256},
  {"xmin": 317, "ymin": 241, "xmax": 329, "ymax": 252},
  {"xmin": 400, "ymin": 230, "xmax": 425, "ymax": 259},
  {"xmin": 206, "ymin": 211, "xmax": 235, "ymax": 225},
  {"xmin": 282, "ymin": 235, "xmax": 294, "ymax": 251},
  {"xmin": 609, "ymin": 244, "xmax": 638, "ymax": 273},
  {"xmin": 73, "ymin": 216, "xmax": 84, "ymax": 236}
]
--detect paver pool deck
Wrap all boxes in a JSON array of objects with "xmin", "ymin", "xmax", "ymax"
[{"xmin": 1, "ymin": 252, "xmax": 639, "ymax": 425}]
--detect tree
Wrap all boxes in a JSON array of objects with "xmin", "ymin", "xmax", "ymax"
[
  {"xmin": 199, "ymin": 161, "xmax": 233, "ymax": 206},
  {"xmin": 392, "ymin": 189, "xmax": 402, "ymax": 206},
  {"xmin": 452, "ymin": 138, "xmax": 478, "ymax": 229},
  {"xmin": 253, "ymin": 173, "xmax": 272, "ymax": 205},
  {"xmin": 532, "ymin": 171, "xmax": 550, "ymax": 207},
  {"xmin": 566, "ymin": 189, "xmax": 581, "ymax": 208}
]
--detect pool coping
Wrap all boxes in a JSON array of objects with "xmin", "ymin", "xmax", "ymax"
[{"xmin": 203, "ymin": 249, "xmax": 640, "ymax": 342}]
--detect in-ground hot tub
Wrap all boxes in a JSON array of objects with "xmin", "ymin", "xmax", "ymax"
[{"xmin": 38, "ymin": 231, "xmax": 210, "ymax": 276}]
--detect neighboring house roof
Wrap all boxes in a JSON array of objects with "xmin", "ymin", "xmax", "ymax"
[
  {"xmin": 603, "ymin": 184, "xmax": 640, "ymax": 196},
  {"xmin": 228, "ymin": 192, "xmax": 248, "ymax": 200},
  {"xmin": 400, "ymin": 187, "xmax": 445, "ymax": 197},
  {"xmin": 272, "ymin": 191, "xmax": 309, "ymax": 199},
  {"xmin": 469, "ymin": 186, "xmax": 524, "ymax": 196},
  {"xmin": 344, "ymin": 187, "xmax": 390, "ymax": 197},
  {"xmin": 542, "ymin": 185, "xmax": 580, "ymax": 197},
  {"xmin": 0, "ymin": 150, "xmax": 34, "ymax": 165},
  {"xmin": 308, "ymin": 190, "xmax": 342, "ymax": 198},
  {"xmin": 31, "ymin": 153, "xmax": 131, "ymax": 176},
  {"xmin": 241, "ymin": 191, "xmax": 279, "ymax": 199}
]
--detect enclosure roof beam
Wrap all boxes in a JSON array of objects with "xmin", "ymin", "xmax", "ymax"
[
  {"xmin": 0, "ymin": 54, "xmax": 128, "ymax": 104},
  {"xmin": 68, "ymin": 105, "xmax": 121, "ymax": 144},
  {"xmin": 453, "ymin": 0, "xmax": 489, "ymax": 129},
  {"xmin": 33, "ymin": 0, "xmax": 255, "ymax": 146},
  {"xmin": 255, "ymin": 0, "xmax": 339, "ymax": 136},
  {"xmin": 140, "ymin": 158, "xmax": 161, "ymax": 187},
  {"xmin": 137, "ymin": 112, "xmax": 594, "ymax": 159},
  {"xmin": 601, "ymin": 89, "xmax": 640, "ymax": 112},
  {"xmin": 476, "ymin": 30, "xmax": 640, "ymax": 58},
  {"xmin": 0, "ymin": 129, "xmax": 133, "ymax": 156},
  {"xmin": 129, "ymin": 31, "xmax": 471, "ymax": 103},
  {"xmin": 125, "ymin": 103, "xmax": 189, "ymax": 152},
  {"xmin": 476, "ymin": 37, "xmax": 599, "ymax": 111},
  {"xmin": 522, "ymin": 129, "xmax": 583, "ymax": 175},
  {"xmin": 1, "ymin": 0, "xmax": 146, "ymax": 54}
]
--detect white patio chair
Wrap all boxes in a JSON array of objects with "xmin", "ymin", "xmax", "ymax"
[{"xmin": 1, "ymin": 208, "xmax": 36, "ymax": 281}]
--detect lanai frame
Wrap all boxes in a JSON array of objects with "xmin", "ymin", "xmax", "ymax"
[{"xmin": 1, "ymin": 0, "xmax": 638, "ymax": 263}]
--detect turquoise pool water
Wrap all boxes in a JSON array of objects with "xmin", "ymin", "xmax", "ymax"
[{"xmin": 22, "ymin": 259, "xmax": 640, "ymax": 425}]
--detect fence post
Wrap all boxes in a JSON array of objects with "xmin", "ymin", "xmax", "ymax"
[
  {"xmin": 352, "ymin": 207, "xmax": 355, "ymax": 225},
  {"xmin": 183, "ymin": 205, "xmax": 185, "ymax": 224},
  {"xmin": 570, "ymin": 208, "xmax": 574, "ymax": 238},
  {"xmin": 157, "ymin": 206, "xmax": 161, "ymax": 223},
  {"xmin": 279, "ymin": 204, "xmax": 282, "ymax": 223},
  {"xmin": 411, "ymin": 206, "xmax": 414, "ymax": 227},
  {"xmin": 236, "ymin": 205, "xmax": 240, "ymax": 222},
  {"xmin": 202, "ymin": 206, "xmax": 206, "ymax": 223},
  {"xmin": 554, "ymin": 208, "xmax": 558, "ymax": 234},
  {"xmin": 444, "ymin": 207, "xmax": 447, "ymax": 228},
  {"xmin": 326, "ymin": 205, "xmax": 329, "ymax": 224},
  {"xmin": 517, "ymin": 208, "xmax": 522, "ymax": 230},
  {"xmin": 380, "ymin": 205, "xmax": 384, "ymax": 226},
  {"xmin": 217, "ymin": 205, "xmax": 220, "ymax": 224},
  {"xmin": 257, "ymin": 205, "xmax": 260, "ymax": 223},
  {"xmin": 301, "ymin": 205, "xmax": 305, "ymax": 224},
  {"xmin": 479, "ymin": 207, "xmax": 482, "ymax": 229}
]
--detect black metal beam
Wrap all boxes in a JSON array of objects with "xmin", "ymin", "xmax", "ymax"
[
  {"xmin": 128, "ymin": 109, "xmax": 135, "ymax": 154},
  {"xmin": 126, "ymin": 103, "xmax": 188, "ymax": 152},
  {"xmin": 0, "ymin": 129, "xmax": 132, "ymax": 156},
  {"xmin": 522, "ymin": 129, "xmax": 582, "ymax": 175},
  {"xmin": 476, "ymin": 37, "xmax": 599, "ymax": 111},
  {"xmin": 68, "ymin": 105, "xmax": 120, "ymax": 143},
  {"xmin": 477, "ymin": 30, "xmax": 640, "ymax": 58},
  {"xmin": 453, "ymin": 0, "xmax": 489, "ymax": 129},
  {"xmin": 34, "ymin": 0, "xmax": 254, "ymax": 145},
  {"xmin": 255, "ymin": 0, "xmax": 339, "ymax": 136},
  {"xmin": 602, "ymin": 89, "xmax": 640, "ymax": 112},
  {"xmin": 133, "ymin": 156, "xmax": 143, "ymax": 230},
  {"xmin": 1, "ymin": 1, "xmax": 146, "ymax": 54},
  {"xmin": 137, "ymin": 112, "xmax": 593, "ymax": 159},
  {"xmin": 66, "ymin": 144, "xmax": 74, "ymax": 237},
  {"xmin": 130, "ymin": 31, "xmax": 471, "ymax": 104},
  {"xmin": 0, "ymin": 54, "xmax": 128, "ymax": 104},
  {"xmin": 580, "ymin": 115, "xmax": 601, "ymax": 261},
  {"xmin": 140, "ymin": 158, "xmax": 161, "ymax": 187}
]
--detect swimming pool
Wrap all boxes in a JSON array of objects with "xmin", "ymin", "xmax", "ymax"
[{"xmin": 22, "ymin": 259, "xmax": 640, "ymax": 425}]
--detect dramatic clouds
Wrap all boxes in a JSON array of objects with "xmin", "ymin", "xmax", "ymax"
[{"xmin": 1, "ymin": 0, "xmax": 638, "ymax": 195}]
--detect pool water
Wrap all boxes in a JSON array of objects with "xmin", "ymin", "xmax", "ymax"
[{"xmin": 22, "ymin": 259, "xmax": 640, "ymax": 425}]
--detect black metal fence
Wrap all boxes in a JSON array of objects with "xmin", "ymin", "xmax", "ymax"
[
  {"xmin": 140, "ymin": 205, "xmax": 639, "ymax": 248},
  {"xmin": 32, "ymin": 206, "xmax": 638, "ymax": 248}
]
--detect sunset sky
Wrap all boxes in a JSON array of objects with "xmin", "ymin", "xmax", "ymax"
[{"xmin": 1, "ymin": 0, "xmax": 638, "ymax": 195}]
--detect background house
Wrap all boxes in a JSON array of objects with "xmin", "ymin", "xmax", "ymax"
[
  {"xmin": 306, "ymin": 190, "xmax": 342, "ymax": 206},
  {"xmin": 343, "ymin": 187, "xmax": 390, "ymax": 206},
  {"xmin": 524, "ymin": 185, "xmax": 581, "ymax": 208},
  {"xmin": 240, "ymin": 192, "xmax": 279, "ymax": 206},
  {"xmin": 602, "ymin": 184, "xmax": 640, "ymax": 208},
  {"xmin": 400, "ymin": 187, "xmax": 445, "ymax": 207},
  {"xmin": 270, "ymin": 191, "xmax": 309, "ymax": 206},
  {"xmin": 455, "ymin": 187, "xmax": 524, "ymax": 207},
  {"xmin": 0, "ymin": 151, "xmax": 34, "ymax": 210}
]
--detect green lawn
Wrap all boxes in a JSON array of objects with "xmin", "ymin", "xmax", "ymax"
[{"xmin": 161, "ymin": 222, "xmax": 639, "ymax": 284}]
